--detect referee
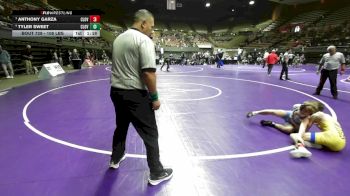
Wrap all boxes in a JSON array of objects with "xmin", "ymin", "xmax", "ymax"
[
  {"xmin": 314, "ymin": 45, "xmax": 346, "ymax": 99},
  {"xmin": 109, "ymin": 9, "xmax": 173, "ymax": 185}
]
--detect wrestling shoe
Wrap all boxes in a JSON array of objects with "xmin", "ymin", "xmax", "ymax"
[{"xmin": 290, "ymin": 146, "xmax": 312, "ymax": 158}]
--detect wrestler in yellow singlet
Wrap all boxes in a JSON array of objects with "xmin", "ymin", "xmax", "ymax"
[{"xmin": 306, "ymin": 111, "xmax": 346, "ymax": 151}]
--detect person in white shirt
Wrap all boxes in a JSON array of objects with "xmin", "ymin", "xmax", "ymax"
[
  {"xmin": 314, "ymin": 45, "xmax": 346, "ymax": 99},
  {"xmin": 288, "ymin": 52, "xmax": 294, "ymax": 66},
  {"xmin": 262, "ymin": 50, "xmax": 269, "ymax": 68}
]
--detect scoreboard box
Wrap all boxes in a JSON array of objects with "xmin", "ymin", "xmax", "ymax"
[
  {"xmin": 90, "ymin": 23, "xmax": 101, "ymax": 30},
  {"xmin": 12, "ymin": 10, "xmax": 101, "ymax": 37},
  {"xmin": 89, "ymin": 15, "xmax": 100, "ymax": 23}
]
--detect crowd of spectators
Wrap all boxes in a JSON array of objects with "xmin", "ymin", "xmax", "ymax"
[
  {"xmin": 152, "ymin": 30, "xmax": 211, "ymax": 48},
  {"xmin": 304, "ymin": 21, "xmax": 350, "ymax": 47},
  {"xmin": 245, "ymin": 11, "xmax": 350, "ymax": 50},
  {"xmin": 2, "ymin": 1, "xmax": 350, "ymax": 67},
  {"xmin": 233, "ymin": 48, "xmax": 307, "ymax": 67}
]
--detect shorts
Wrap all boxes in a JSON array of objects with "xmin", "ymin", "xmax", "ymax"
[
  {"xmin": 282, "ymin": 111, "xmax": 293, "ymax": 123},
  {"xmin": 282, "ymin": 111, "xmax": 299, "ymax": 132}
]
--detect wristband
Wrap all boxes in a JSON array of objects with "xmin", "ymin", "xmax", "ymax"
[{"xmin": 150, "ymin": 91, "xmax": 159, "ymax": 102}]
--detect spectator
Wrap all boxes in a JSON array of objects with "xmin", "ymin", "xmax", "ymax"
[
  {"xmin": 22, "ymin": 45, "xmax": 36, "ymax": 74},
  {"xmin": 0, "ymin": 45, "xmax": 14, "ymax": 78},
  {"xmin": 266, "ymin": 49, "xmax": 279, "ymax": 76},
  {"xmin": 71, "ymin": 48, "xmax": 81, "ymax": 69},
  {"xmin": 314, "ymin": 45, "xmax": 346, "ymax": 99}
]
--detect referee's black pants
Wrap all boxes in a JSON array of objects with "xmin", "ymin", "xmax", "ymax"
[
  {"xmin": 315, "ymin": 69, "xmax": 338, "ymax": 97},
  {"xmin": 161, "ymin": 60, "xmax": 170, "ymax": 71},
  {"xmin": 110, "ymin": 87, "xmax": 164, "ymax": 174},
  {"xmin": 280, "ymin": 62, "xmax": 289, "ymax": 79}
]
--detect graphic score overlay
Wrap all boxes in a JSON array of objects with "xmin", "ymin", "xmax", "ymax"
[{"xmin": 12, "ymin": 10, "xmax": 101, "ymax": 37}]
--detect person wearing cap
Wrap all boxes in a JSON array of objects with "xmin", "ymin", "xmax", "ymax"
[
  {"xmin": 266, "ymin": 49, "xmax": 279, "ymax": 76},
  {"xmin": 314, "ymin": 45, "xmax": 346, "ymax": 99}
]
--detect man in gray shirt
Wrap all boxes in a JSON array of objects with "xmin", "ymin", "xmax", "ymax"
[
  {"xmin": 314, "ymin": 45, "xmax": 346, "ymax": 99},
  {"xmin": 109, "ymin": 9, "xmax": 173, "ymax": 185}
]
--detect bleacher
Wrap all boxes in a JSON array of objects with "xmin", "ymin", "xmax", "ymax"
[
  {"xmin": 289, "ymin": 10, "xmax": 326, "ymax": 25},
  {"xmin": 193, "ymin": 24, "xmax": 208, "ymax": 34},
  {"xmin": 255, "ymin": 20, "xmax": 273, "ymax": 32},
  {"xmin": 0, "ymin": 39, "xmax": 56, "ymax": 74},
  {"xmin": 1, "ymin": 0, "xmax": 349, "ymax": 69},
  {"xmin": 154, "ymin": 22, "xmax": 168, "ymax": 30},
  {"xmin": 170, "ymin": 23, "xmax": 192, "ymax": 32},
  {"xmin": 0, "ymin": 37, "xmax": 109, "ymax": 75},
  {"xmin": 263, "ymin": 18, "xmax": 287, "ymax": 32},
  {"xmin": 317, "ymin": 6, "xmax": 350, "ymax": 26},
  {"xmin": 0, "ymin": 0, "xmax": 109, "ymax": 76},
  {"xmin": 210, "ymin": 25, "xmax": 232, "ymax": 44}
]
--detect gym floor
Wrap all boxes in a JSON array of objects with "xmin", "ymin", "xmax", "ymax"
[{"xmin": 0, "ymin": 64, "xmax": 349, "ymax": 195}]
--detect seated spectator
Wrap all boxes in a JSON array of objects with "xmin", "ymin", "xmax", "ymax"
[{"xmin": 0, "ymin": 45, "xmax": 14, "ymax": 78}]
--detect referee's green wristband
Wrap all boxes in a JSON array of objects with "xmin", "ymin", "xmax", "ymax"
[{"xmin": 150, "ymin": 92, "xmax": 159, "ymax": 102}]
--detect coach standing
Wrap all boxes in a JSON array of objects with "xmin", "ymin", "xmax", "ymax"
[
  {"xmin": 314, "ymin": 45, "xmax": 346, "ymax": 99},
  {"xmin": 109, "ymin": 9, "xmax": 173, "ymax": 185},
  {"xmin": 279, "ymin": 50, "xmax": 290, "ymax": 80},
  {"xmin": 22, "ymin": 45, "xmax": 34, "ymax": 75}
]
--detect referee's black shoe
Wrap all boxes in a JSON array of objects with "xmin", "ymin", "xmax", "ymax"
[{"xmin": 148, "ymin": 168, "xmax": 173, "ymax": 185}]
